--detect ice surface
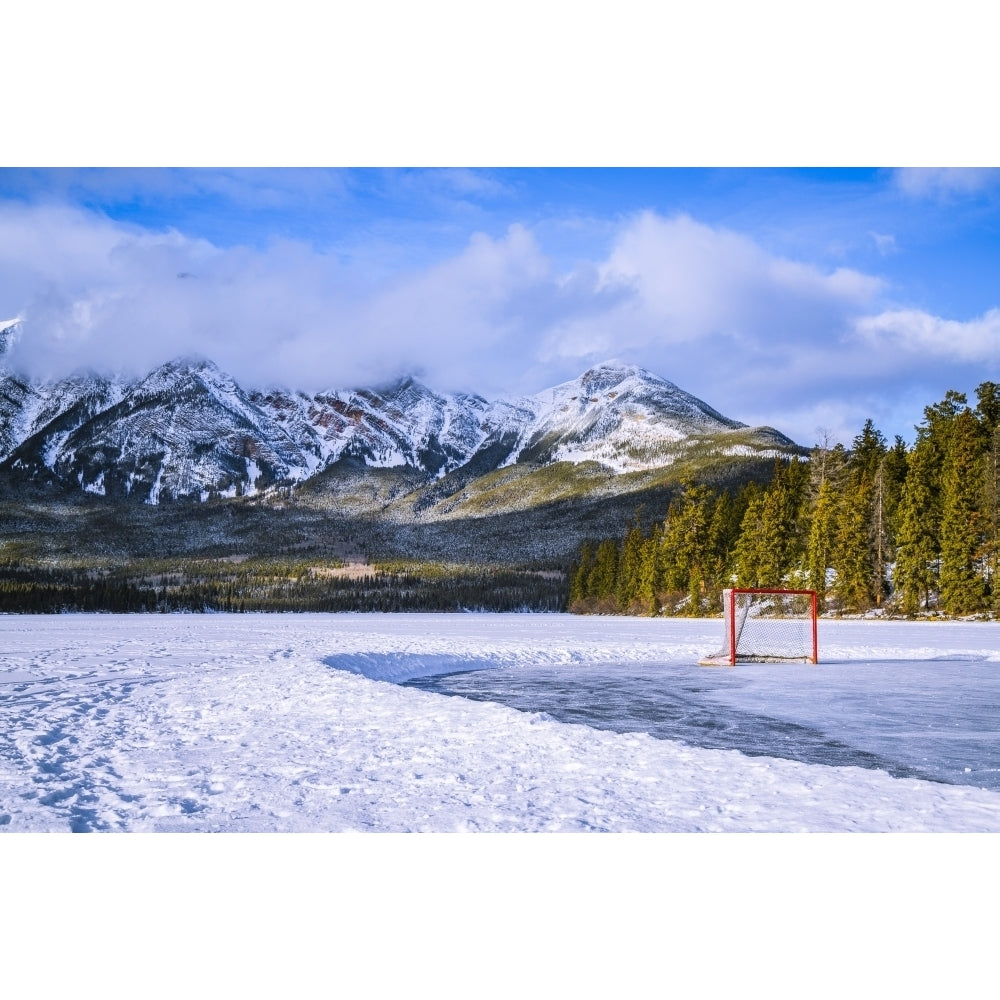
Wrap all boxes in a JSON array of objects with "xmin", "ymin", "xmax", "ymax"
[
  {"xmin": 3, "ymin": 613, "xmax": 1000, "ymax": 832},
  {"xmin": 408, "ymin": 647, "xmax": 1000, "ymax": 788}
]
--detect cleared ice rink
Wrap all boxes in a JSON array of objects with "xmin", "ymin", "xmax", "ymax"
[{"xmin": 3, "ymin": 612, "xmax": 1000, "ymax": 832}]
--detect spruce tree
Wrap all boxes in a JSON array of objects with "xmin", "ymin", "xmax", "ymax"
[
  {"xmin": 569, "ymin": 541, "xmax": 595, "ymax": 607},
  {"xmin": 824, "ymin": 420, "xmax": 890, "ymax": 612},
  {"xmin": 975, "ymin": 381, "xmax": 1000, "ymax": 436},
  {"xmin": 894, "ymin": 441, "xmax": 940, "ymax": 613},
  {"xmin": 704, "ymin": 491, "xmax": 739, "ymax": 610},
  {"xmin": 832, "ymin": 477, "xmax": 874, "ymax": 611},
  {"xmin": 681, "ymin": 483, "xmax": 716, "ymax": 614},
  {"xmin": 851, "ymin": 419, "xmax": 888, "ymax": 481},
  {"xmin": 636, "ymin": 523, "xmax": 663, "ymax": 616},
  {"xmin": 939, "ymin": 408, "xmax": 986, "ymax": 614},
  {"xmin": 734, "ymin": 490, "xmax": 780, "ymax": 587},
  {"xmin": 588, "ymin": 539, "xmax": 620, "ymax": 607},
  {"xmin": 870, "ymin": 460, "xmax": 891, "ymax": 606},
  {"xmin": 981, "ymin": 424, "xmax": 1000, "ymax": 610},
  {"xmin": 975, "ymin": 382, "xmax": 1000, "ymax": 608},
  {"xmin": 659, "ymin": 500, "xmax": 688, "ymax": 596},
  {"xmin": 785, "ymin": 457, "xmax": 812, "ymax": 576},
  {"xmin": 881, "ymin": 435, "xmax": 909, "ymax": 547},
  {"xmin": 806, "ymin": 440, "xmax": 847, "ymax": 608},
  {"xmin": 616, "ymin": 525, "xmax": 646, "ymax": 612},
  {"xmin": 659, "ymin": 482, "xmax": 715, "ymax": 613},
  {"xmin": 807, "ymin": 477, "xmax": 837, "ymax": 605},
  {"xmin": 734, "ymin": 461, "xmax": 807, "ymax": 589}
]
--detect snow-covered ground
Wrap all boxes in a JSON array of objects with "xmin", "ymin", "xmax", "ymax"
[{"xmin": 3, "ymin": 613, "xmax": 1000, "ymax": 833}]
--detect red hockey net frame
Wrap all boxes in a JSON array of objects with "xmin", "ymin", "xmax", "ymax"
[{"xmin": 701, "ymin": 588, "xmax": 818, "ymax": 665}]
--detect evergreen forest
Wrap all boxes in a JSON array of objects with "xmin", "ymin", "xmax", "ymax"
[
  {"xmin": 569, "ymin": 383, "xmax": 1000, "ymax": 619},
  {"xmin": 0, "ymin": 556, "xmax": 566, "ymax": 614}
]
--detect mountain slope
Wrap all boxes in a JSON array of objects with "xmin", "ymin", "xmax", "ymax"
[
  {"xmin": 506, "ymin": 361, "xmax": 792, "ymax": 471},
  {"xmin": 250, "ymin": 377, "xmax": 531, "ymax": 478},
  {"xmin": 3, "ymin": 360, "xmax": 316, "ymax": 502},
  {"xmin": 0, "ymin": 356, "xmax": 804, "ymax": 506}
]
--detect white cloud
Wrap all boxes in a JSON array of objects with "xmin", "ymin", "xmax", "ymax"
[
  {"xmin": 854, "ymin": 307, "xmax": 1000, "ymax": 363},
  {"xmin": 401, "ymin": 168, "xmax": 513, "ymax": 201},
  {"xmin": 334, "ymin": 224, "xmax": 557, "ymax": 389},
  {"xmin": 597, "ymin": 211, "xmax": 880, "ymax": 336},
  {"xmin": 535, "ymin": 212, "xmax": 884, "ymax": 408},
  {"xmin": 869, "ymin": 231, "xmax": 897, "ymax": 255},
  {"xmin": 894, "ymin": 168, "xmax": 1000, "ymax": 199},
  {"xmin": 3, "ymin": 200, "xmax": 998, "ymax": 448},
  {"xmin": 0, "ymin": 202, "xmax": 559, "ymax": 393}
]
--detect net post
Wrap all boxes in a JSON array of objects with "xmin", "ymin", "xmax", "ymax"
[
  {"xmin": 810, "ymin": 589, "xmax": 818, "ymax": 663},
  {"xmin": 728, "ymin": 587, "xmax": 736, "ymax": 666}
]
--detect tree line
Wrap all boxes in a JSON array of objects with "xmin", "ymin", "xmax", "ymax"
[
  {"xmin": 0, "ymin": 559, "xmax": 567, "ymax": 614},
  {"xmin": 570, "ymin": 382, "xmax": 1000, "ymax": 618}
]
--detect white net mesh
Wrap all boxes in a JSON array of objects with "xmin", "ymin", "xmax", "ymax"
[{"xmin": 701, "ymin": 589, "xmax": 817, "ymax": 664}]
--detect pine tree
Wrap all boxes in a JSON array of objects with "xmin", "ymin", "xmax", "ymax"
[
  {"xmin": 783, "ymin": 457, "xmax": 812, "ymax": 577},
  {"xmin": 975, "ymin": 382, "xmax": 1000, "ymax": 609},
  {"xmin": 882, "ymin": 436, "xmax": 909, "ymax": 604},
  {"xmin": 588, "ymin": 539, "xmax": 620, "ymax": 607},
  {"xmin": 734, "ymin": 461, "xmax": 807, "ymax": 589},
  {"xmin": 922, "ymin": 390, "xmax": 968, "ymax": 444},
  {"xmin": 735, "ymin": 488, "xmax": 791, "ymax": 587},
  {"xmin": 881, "ymin": 435, "xmax": 910, "ymax": 529},
  {"xmin": 975, "ymin": 381, "xmax": 1000, "ymax": 436},
  {"xmin": 659, "ymin": 482, "xmax": 715, "ymax": 613},
  {"xmin": 807, "ymin": 476, "xmax": 838, "ymax": 605},
  {"xmin": 870, "ymin": 459, "xmax": 891, "ymax": 606},
  {"xmin": 939, "ymin": 408, "xmax": 986, "ymax": 614},
  {"xmin": 616, "ymin": 525, "xmax": 646, "ymax": 612},
  {"xmin": 851, "ymin": 419, "xmax": 888, "ymax": 481},
  {"xmin": 659, "ymin": 499, "xmax": 688, "ymax": 596},
  {"xmin": 824, "ymin": 420, "xmax": 891, "ymax": 612},
  {"xmin": 636, "ymin": 523, "xmax": 663, "ymax": 616},
  {"xmin": 805, "ymin": 440, "xmax": 847, "ymax": 608},
  {"xmin": 703, "ymin": 491, "xmax": 739, "ymax": 610},
  {"xmin": 682, "ymin": 483, "xmax": 716, "ymax": 613},
  {"xmin": 894, "ymin": 444, "xmax": 940, "ymax": 613},
  {"xmin": 981, "ymin": 424, "xmax": 1000, "ymax": 610},
  {"xmin": 832, "ymin": 476, "xmax": 874, "ymax": 612},
  {"xmin": 569, "ymin": 541, "xmax": 595, "ymax": 607}
]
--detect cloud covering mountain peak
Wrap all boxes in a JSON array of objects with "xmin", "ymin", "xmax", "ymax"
[{"xmin": 0, "ymin": 356, "xmax": 800, "ymax": 504}]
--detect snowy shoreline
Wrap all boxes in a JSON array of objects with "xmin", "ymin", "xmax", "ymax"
[{"xmin": 3, "ymin": 612, "xmax": 1000, "ymax": 832}]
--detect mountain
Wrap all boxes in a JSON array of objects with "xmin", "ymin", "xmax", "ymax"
[
  {"xmin": 249, "ymin": 377, "xmax": 529, "ymax": 480},
  {"xmin": 503, "ymin": 361, "xmax": 779, "ymax": 471},
  {"xmin": 0, "ymin": 317, "xmax": 18, "ymax": 356},
  {"xmin": 0, "ymin": 354, "xmax": 803, "ymax": 508}
]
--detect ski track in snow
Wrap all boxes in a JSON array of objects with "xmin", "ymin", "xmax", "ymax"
[{"xmin": 2, "ymin": 614, "xmax": 1000, "ymax": 833}]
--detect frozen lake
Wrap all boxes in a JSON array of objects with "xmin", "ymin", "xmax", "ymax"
[
  {"xmin": 3, "ymin": 613, "xmax": 1000, "ymax": 831},
  {"xmin": 406, "ymin": 650, "xmax": 1000, "ymax": 789}
]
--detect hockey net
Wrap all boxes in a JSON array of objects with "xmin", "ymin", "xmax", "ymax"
[{"xmin": 699, "ymin": 588, "xmax": 818, "ymax": 665}]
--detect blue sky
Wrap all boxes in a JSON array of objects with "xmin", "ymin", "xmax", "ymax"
[{"xmin": 3, "ymin": 167, "xmax": 1000, "ymax": 447}]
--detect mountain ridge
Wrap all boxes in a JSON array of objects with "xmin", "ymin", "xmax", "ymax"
[{"xmin": 0, "ymin": 350, "xmax": 804, "ymax": 507}]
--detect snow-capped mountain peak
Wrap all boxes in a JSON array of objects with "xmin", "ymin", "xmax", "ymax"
[
  {"xmin": 0, "ymin": 356, "xmax": 801, "ymax": 502},
  {"xmin": 0, "ymin": 318, "xmax": 21, "ymax": 357},
  {"xmin": 503, "ymin": 359, "xmax": 750, "ymax": 471}
]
